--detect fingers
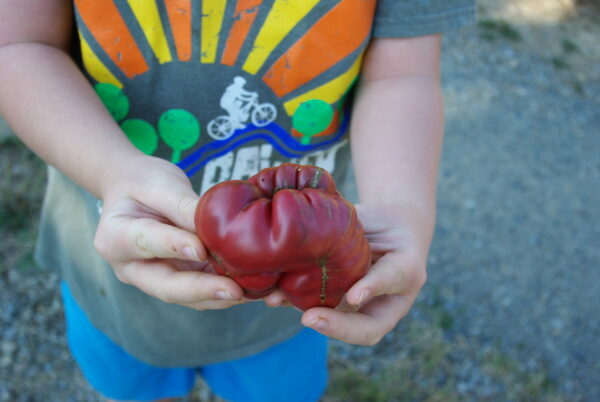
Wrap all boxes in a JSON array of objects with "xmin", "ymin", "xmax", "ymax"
[
  {"xmin": 136, "ymin": 164, "xmax": 200, "ymax": 233},
  {"xmin": 344, "ymin": 252, "xmax": 427, "ymax": 307},
  {"xmin": 150, "ymin": 187, "xmax": 199, "ymax": 233},
  {"xmin": 301, "ymin": 249, "xmax": 427, "ymax": 345},
  {"xmin": 102, "ymin": 156, "xmax": 200, "ymax": 233},
  {"xmin": 114, "ymin": 259, "xmax": 245, "ymax": 309},
  {"xmin": 95, "ymin": 215, "xmax": 206, "ymax": 263},
  {"xmin": 263, "ymin": 290, "xmax": 294, "ymax": 309},
  {"xmin": 302, "ymin": 294, "xmax": 412, "ymax": 345}
]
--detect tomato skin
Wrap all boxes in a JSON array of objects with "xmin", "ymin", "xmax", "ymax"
[{"xmin": 195, "ymin": 164, "xmax": 371, "ymax": 311}]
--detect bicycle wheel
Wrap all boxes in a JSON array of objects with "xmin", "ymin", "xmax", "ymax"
[
  {"xmin": 207, "ymin": 116, "xmax": 234, "ymax": 140},
  {"xmin": 251, "ymin": 103, "xmax": 277, "ymax": 127}
]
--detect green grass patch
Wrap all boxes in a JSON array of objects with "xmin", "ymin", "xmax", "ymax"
[
  {"xmin": 326, "ymin": 322, "xmax": 460, "ymax": 402},
  {"xmin": 479, "ymin": 19, "xmax": 522, "ymax": 42},
  {"xmin": 551, "ymin": 56, "xmax": 570, "ymax": 70},
  {"xmin": 326, "ymin": 368, "xmax": 388, "ymax": 402},
  {"xmin": 562, "ymin": 39, "xmax": 579, "ymax": 54},
  {"xmin": 481, "ymin": 349, "xmax": 564, "ymax": 401},
  {"xmin": 325, "ymin": 301, "xmax": 573, "ymax": 401}
]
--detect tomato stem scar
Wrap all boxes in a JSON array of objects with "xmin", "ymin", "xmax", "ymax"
[
  {"xmin": 319, "ymin": 258, "xmax": 329, "ymax": 304},
  {"xmin": 310, "ymin": 168, "xmax": 322, "ymax": 188}
]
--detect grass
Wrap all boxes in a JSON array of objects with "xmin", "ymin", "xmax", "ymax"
[
  {"xmin": 325, "ymin": 319, "xmax": 461, "ymax": 402},
  {"xmin": 549, "ymin": 39, "xmax": 581, "ymax": 71},
  {"xmin": 562, "ymin": 39, "xmax": 579, "ymax": 54},
  {"xmin": 478, "ymin": 19, "xmax": 522, "ymax": 42},
  {"xmin": 324, "ymin": 299, "xmax": 573, "ymax": 402},
  {"xmin": 551, "ymin": 56, "xmax": 570, "ymax": 70}
]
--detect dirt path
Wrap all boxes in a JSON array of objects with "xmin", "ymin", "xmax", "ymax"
[{"xmin": 432, "ymin": 0, "xmax": 600, "ymax": 398}]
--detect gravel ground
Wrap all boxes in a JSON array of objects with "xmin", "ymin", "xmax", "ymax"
[
  {"xmin": 434, "ymin": 1, "xmax": 600, "ymax": 398},
  {"xmin": 1, "ymin": 1, "xmax": 599, "ymax": 400}
]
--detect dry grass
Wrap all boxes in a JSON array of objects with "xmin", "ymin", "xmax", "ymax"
[
  {"xmin": 324, "ymin": 313, "xmax": 571, "ymax": 402},
  {"xmin": 478, "ymin": 0, "xmax": 600, "ymax": 83}
]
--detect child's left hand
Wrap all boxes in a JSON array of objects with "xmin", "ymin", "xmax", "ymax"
[{"xmin": 299, "ymin": 203, "xmax": 430, "ymax": 345}]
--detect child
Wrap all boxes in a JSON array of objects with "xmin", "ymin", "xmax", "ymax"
[{"xmin": 0, "ymin": 0, "xmax": 475, "ymax": 400}]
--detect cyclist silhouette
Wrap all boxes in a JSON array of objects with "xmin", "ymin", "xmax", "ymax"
[
  {"xmin": 208, "ymin": 76, "xmax": 277, "ymax": 140},
  {"xmin": 220, "ymin": 76, "xmax": 257, "ymax": 131}
]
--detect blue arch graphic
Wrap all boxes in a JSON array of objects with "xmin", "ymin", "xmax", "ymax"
[{"xmin": 177, "ymin": 109, "xmax": 350, "ymax": 177}]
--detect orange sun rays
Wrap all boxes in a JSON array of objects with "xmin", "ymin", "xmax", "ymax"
[{"xmin": 75, "ymin": 0, "xmax": 375, "ymax": 110}]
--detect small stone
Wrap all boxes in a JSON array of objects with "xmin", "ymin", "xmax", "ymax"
[
  {"xmin": 0, "ymin": 340, "xmax": 16, "ymax": 358},
  {"xmin": 464, "ymin": 199, "xmax": 478, "ymax": 210}
]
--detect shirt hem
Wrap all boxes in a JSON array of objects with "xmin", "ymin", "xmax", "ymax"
[{"xmin": 372, "ymin": 5, "xmax": 477, "ymax": 38}]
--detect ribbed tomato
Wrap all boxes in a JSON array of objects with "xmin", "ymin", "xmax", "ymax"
[{"xmin": 194, "ymin": 164, "xmax": 371, "ymax": 311}]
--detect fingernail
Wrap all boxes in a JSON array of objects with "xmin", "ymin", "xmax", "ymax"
[
  {"xmin": 182, "ymin": 246, "xmax": 200, "ymax": 261},
  {"xmin": 356, "ymin": 289, "xmax": 372, "ymax": 306},
  {"xmin": 215, "ymin": 290, "xmax": 237, "ymax": 300},
  {"xmin": 307, "ymin": 317, "xmax": 328, "ymax": 331}
]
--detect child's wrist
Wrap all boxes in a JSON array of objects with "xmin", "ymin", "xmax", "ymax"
[{"xmin": 97, "ymin": 147, "xmax": 150, "ymax": 199}]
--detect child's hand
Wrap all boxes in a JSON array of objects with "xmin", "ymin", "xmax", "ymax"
[
  {"xmin": 94, "ymin": 155, "xmax": 246, "ymax": 310},
  {"xmin": 300, "ymin": 203, "xmax": 430, "ymax": 345}
]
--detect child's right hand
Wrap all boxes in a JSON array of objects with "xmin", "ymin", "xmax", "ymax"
[{"xmin": 94, "ymin": 154, "xmax": 246, "ymax": 310}]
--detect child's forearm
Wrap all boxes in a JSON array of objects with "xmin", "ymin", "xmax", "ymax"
[
  {"xmin": 350, "ymin": 37, "xmax": 443, "ymax": 246},
  {"xmin": 0, "ymin": 43, "xmax": 139, "ymax": 198},
  {"xmin": 351, "ymin": 74, "xmax": 443, "ymax": 252},
  {"xmin": 351, "ymin": 75, "xmax": 443, "ymax": 208}
]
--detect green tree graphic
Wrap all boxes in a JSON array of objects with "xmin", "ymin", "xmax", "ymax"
[
  {"xmin": 94, "ymin": 83, "xmax": 129, "ymax": 122},
  {"xmin": 94, "ymin": 83, "xmax": 160, "ymax": 156},
  {"xmin": 120, "ymin": 119, "xmax": 158, "ymax": 155},
  {"xmin": 292, "ymin": 99, "xmax": 334, "ymax": 145},
  {"xmin": 158, "ymin": 109, "xmax": 200, "ymax": 163}
]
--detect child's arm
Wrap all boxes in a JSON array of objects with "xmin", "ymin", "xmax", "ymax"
[
  {"xmin": 300, "ymin": 35, "xmax": 443, "ymax": 344},
  {"xmin": 0, "ymin": 0, "xmax": 244, "ymax": 309}
]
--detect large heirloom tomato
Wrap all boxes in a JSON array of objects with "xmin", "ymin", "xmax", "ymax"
[{"xmin": 194, "ymin": 164, "xmax": 371, "ymax": 311}]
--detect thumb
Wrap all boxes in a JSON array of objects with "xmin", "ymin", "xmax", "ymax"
[
  {"xmin": 143, "ymin": 167, "xmax": 200, "ymax": 232},
  {"xmin": 168, "ymin": 190, "xmax": 200, "ymax": 233}
]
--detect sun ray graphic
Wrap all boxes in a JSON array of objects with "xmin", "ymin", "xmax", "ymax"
[
  {"xmin": 74, "ymin": 0, "xmax": 149, "ymax": 79},
  {"xmin": 76, "ymin": 0, "xmax": 375, "ymax": 103},
  {"xmin": 165, "ymin": 0, "xmax": 193, "ymax": 61},
  {"xmin": 78, "ymin": 32, "xmax": 123, "ymax": 89},
  {"xmin": 261, "ymin": 0, "xmax": 376, "ymax": 98},
  {"xmin": 221, "ymin": 0, "xmax": 263, "ymax": 66},
  {"xmin": 200, "ymin": 0, "xmax": 228, "ymax": 63},
  {"xmin": 241, "ymin": 0, "xmax": 319, "ymax": 75},
  {"xmin": 126, "ymin": 0, "xmax": 173, "ymax": 64}
]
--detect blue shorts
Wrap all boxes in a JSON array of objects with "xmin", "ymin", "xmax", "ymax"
[{"xmin": 61, "ymin": 282, "xmax": 328, "ymax": 401}]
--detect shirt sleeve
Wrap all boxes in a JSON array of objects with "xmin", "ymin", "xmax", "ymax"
[{"xmin": 372, "ymin": 0, "xmax": 477, "ymax": 38}]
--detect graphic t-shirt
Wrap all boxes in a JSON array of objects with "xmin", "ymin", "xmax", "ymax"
[
  {"xmin": 35, "ymin": 0, "xmax": 476, "ymax": 366},
  {"xmin": 76, "ymin": 0, "xmax": 377, "ymax": 191}
]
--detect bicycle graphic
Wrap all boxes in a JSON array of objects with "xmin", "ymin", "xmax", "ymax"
[{"xmin": 207, "ymin": 76, "xmax": 277, "ymax": 140}]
